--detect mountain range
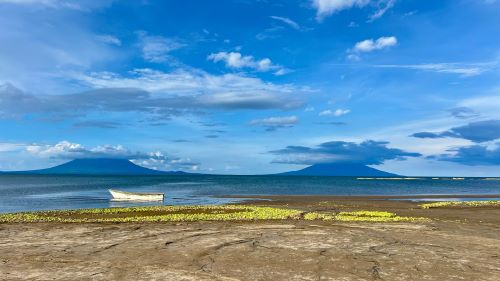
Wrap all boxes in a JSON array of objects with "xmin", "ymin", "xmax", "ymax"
[{"xmin": 2, "ymin": 158, "xmax": 399, "ymax": 177}]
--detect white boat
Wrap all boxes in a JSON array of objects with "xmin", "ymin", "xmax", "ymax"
[{"xmin": 109, "ymin": 189, "xmax": 164, "ymax": 201}]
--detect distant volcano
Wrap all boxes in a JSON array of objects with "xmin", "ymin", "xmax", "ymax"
[
  {"xmin": 12, "ymin": 158, "xmax": 190, "ymax": 175},
  {"xmin": 277, "ymin": 163, "xmax": 399, "ymax": 177}
]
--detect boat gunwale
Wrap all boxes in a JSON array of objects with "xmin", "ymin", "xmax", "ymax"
[{"xmin": 109, "ymin": 189, "xmax": 164, "ymax": 196}]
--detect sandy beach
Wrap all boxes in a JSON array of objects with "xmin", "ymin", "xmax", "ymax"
[{"xmin": 1, "ymin": 196, "xmax": 499, "ymax": 281}]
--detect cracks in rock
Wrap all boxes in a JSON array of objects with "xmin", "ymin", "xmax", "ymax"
[
  {"xmin": 315, "ymin": 248, "xmax": 329, "ymax": 281},
  {"xmin": 92, "ymin": 243, "xmax": 120, "ymax": 254},
  {"xmin": 164, "ymin": 231, "xmax": 221, "ymax": 248},
  {"xmin": 370, "ymin": 260, "xmax": 384, "ymax": 280},
  {"xmin": 195, "ymin": 237, "xmax": 256, "ymax": 273}
]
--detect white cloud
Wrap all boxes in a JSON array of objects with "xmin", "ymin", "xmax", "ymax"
[
  {"xmin": 138, "ymin": 32, "xmax": 185, "ymax": 63},
  {"xmin": 374, "ymin": 63, "xmax": 490, "ymax": 77},
  {"xmin": 26, "ymin": 141, "xmax": 127, "ymax": 159},
  {"xmin": 312, "ymin": 0, "xmax": 395, "ymax": 21},
  {"xmin": 207, "ymin": 51, "xmax": 288, "ymax": 75},
  {"xmin": 76, "ymin": 68, "xmax": 300, "ymax": 101},
  {"xmin": 347, "ymin": 36, "xmax": 397, "ymax": 60},
  {"xmin": 0, "ymin": 67, "xmax": 304, "ymax": 117},
  {"xmin": 458, "ymin": 93, "xmax": 500, "ymax": 118},
  {"xmin": 353, "ymin": 36, "xmax": 397, "ymax": 52},
  {"xmin": 0, "ymin": 142, "xmax": 24, "ymax": 152},
  {"xmin": 0, "ymin": 0, "xmax": 119, "ymax": 94},
  {"xmin": 0, "ymin": 0, "xmax": 112, "ymax": 11},
  {"xmin": 368, "ymin": 0, "xmax": 395, "ymax": 21},
  {"xmin": 347, "ymin": 54, "xmax": 361, "ymax": 61},
  {"xmin": 96, "ymin": 34, "xmax": 121, "ymax": 46},
  {"xmin": 24, "ymin": 140, "xmax": 200, "ymax": 171},
  {"xmin": 312, "ymin": 0, "xmax": 370, "ymax": 21},
  {"xmin": 249, "ymin": 116, "xmax": 299, "ymax": 131},
  {"xmin": 249, "ymin": 116, "xmax": 299, "ymax": 126},
  {"xmin": 319, "ymin": 109, "xmax": 350, "ymax": 117},
  {"xmin": 270, "ymin": 16, "xmax": 301, "ymax": 30}
]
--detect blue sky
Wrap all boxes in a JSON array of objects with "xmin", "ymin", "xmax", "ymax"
[{"xmin": 1, "ymin": 0, "xmax": 500, "ymax": 176}]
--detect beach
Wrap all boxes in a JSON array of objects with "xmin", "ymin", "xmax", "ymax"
[{"xmin": 1, "ymin": 196, "xmax": 499, "ymax": 281}]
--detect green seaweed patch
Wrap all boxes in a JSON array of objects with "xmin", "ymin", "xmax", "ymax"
[
  {"xmin": 0, "ymin": 205, "xmax": 303, "ymax": 223},
  {"xmin": 421, "ymin": 200, "xmax": 500, "ymax": 209}
]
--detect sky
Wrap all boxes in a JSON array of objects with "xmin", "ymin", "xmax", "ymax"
[{"xmin": 1, "ymin": 0, "xmax": 500, "ymax": 176}]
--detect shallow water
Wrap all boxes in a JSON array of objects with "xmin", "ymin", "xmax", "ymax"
[{"xmin": 0, "ymin": 174, "xmax": 499, "ymax": 213}]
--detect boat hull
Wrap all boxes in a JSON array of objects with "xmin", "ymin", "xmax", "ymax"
[{"xmin": 109, "ymin": 189, "xmax": 164, "ymax": 201}]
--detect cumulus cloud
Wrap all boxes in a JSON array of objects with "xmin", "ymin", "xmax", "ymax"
[
  {"xmin": 26, "ymin": 141, "xmax": 130, "ymax": 159},
  {"xmin": 207, "ymin": 52, "xmax": 287, "ymax": 75},
  {"xmin": 353, "ymin": 36, "xmax": 397, "ymax": 52},
  {"xmin": 431, "ymin": 143, "xmax": 500, "ymax": 166},
  {"xmin": 411, "ymin": 120, "xmax": 500, "ymax": 143},
  {"xmin": 347, "ymin": 36, "xmax": 397, "ymax": 60},
  {"xmin": 270, "ymin": 140, "xmax": 421, "ymax": 165},
  {"xmin": 25, "ymin": 141, "xmax": 200, "ymax": 171},
  {"xmin": 138, "ymin": 32, "xmax": 185, "ymax": 63},
  {"xmin": 249, "ymin": 116, "xmax": 299, "ymax": 131},
  {"xmin": 319, "ymin": 109, "xmax": 350, "ymax": 117}
]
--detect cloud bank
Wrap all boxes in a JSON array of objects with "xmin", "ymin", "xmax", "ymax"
[
  {"xmin": 411, "ymin": 120, "xmax": 500, "ymax": 143},
  {"xmin": 0, "ymin": 68, "xmax": 305, "ymax": 122},
  {"xmin": 270, "ymin": 140, "xmax": 421, "ymax": 165},
  {"xmin": 431, "ymin": 143, "xmax": 500, "ymax": 166}
]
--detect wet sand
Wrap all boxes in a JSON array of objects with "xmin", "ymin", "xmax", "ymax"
[{"xmin": 1, "ymin": 196, "xmax": 500, "ymax": 280}]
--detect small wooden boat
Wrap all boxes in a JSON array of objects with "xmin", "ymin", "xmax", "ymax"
[{"xmin": 109, "ymin": 189, "xmax": 164, "ymax": 201}]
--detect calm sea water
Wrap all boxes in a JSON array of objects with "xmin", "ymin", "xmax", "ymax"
[{"xmin": 1, "ymin": 174, "xmax": 500, "ymax": 213}]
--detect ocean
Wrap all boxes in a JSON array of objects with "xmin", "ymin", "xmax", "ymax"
[{"xmin": 1, "ymin": 174, "xmax": 499, "ymax": 213}]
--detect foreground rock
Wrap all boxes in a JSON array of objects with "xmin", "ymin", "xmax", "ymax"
[{"xmin": 0, "ymin": 197, "xmax": 499, "ymax": 280}]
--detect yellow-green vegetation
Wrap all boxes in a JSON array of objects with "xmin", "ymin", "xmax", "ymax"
[
  {"xmin": 303, "ymin": 212, "xmax": 335, "ymax": 221},
  {"xmin": 0, "ymin": 205, "xmax": 430, "ymax": 224},
  {"xmin": 421, "ymin": 200, "xmax": 500, "ymax": 209},
  {"xmin": 334, "ymin": 211, "xmax": 428, "ymax": 222},
  {"xmin": 0, "ymin": 205, "xmax": 302, "ymax": 223},
  {"xmin": 304, "ymin": 210, "xmax": 427, "ymax": 222}
]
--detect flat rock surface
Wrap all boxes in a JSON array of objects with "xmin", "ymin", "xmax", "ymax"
[{"xmin": 1, "ymin": 197, "xmax": 499, "ymax": 281}]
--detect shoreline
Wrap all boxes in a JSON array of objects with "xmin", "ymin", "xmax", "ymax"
[
  {"xmin": 1, "ymin": 193, "xmax": 500, "ymax": 215},
  {"xmin": 222, "ymin": 193, "xmax": 500, "ymax": 200}
]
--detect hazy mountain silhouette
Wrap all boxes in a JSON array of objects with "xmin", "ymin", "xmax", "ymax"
[
  {"xmin": 11, "ymin": 158, "xmax": 191, "ymax": 175},
  {"xmin": 277, "ymin": 163, "xmax": 399, "ymax": 177}
]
